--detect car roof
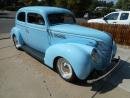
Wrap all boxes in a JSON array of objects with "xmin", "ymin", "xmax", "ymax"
[
  {"xmin": 18, "ymin": 6, "xmax": 71, "ymax": 14},
  {"xmin": 115, "ymin": 11, "xmax": 130, "ymax": 13}
]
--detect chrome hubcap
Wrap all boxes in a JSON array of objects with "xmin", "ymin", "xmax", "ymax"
[
  {"xmin": 57, "ymin": 58, "xmax": 72, "ymax": 79},
  {"xmin": 13, "ymin": 37, "xmax": 19, "ymax": 48}
]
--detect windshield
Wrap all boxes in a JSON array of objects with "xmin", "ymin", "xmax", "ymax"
[{"xmin": 48, "ymin": 13, "xmax": 76, "ymax": 25}]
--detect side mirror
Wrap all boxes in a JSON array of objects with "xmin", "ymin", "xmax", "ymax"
[{"xmin": 103, "ymin": 17, "xmax": 107, "ymax": 20}]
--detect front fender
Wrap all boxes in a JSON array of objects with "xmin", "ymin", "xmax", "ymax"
[{"xmin": 44, "ymin": 43, "xmax": 95, "ymax": 80}]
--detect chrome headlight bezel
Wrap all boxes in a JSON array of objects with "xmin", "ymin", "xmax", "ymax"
[
  {"xmin": 97, "ymin": 41, "xmax": 105, "ymax": 48},
  {"xmin": 112, "ymin": 40, "xmax": 117, "ymax": 57}
]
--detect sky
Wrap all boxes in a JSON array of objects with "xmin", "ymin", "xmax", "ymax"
[
  {"xmin": 107, "ymin": 0, "xmax": 118, "ymax": 3},
  {"xmin": 110, "ymin": 0, "xmax": 118, "ymax": 3}
]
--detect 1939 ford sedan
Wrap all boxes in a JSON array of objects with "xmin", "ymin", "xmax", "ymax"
[{"xmin": 11, "ymin": 6, "xmax": 120, "ymax": 83}]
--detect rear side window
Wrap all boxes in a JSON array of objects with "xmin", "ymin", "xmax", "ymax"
[
  {"xmin": 120, "ymin": 13, "xmax": 129, "ymax": 20},
  {"xmin": 17, "ymin": 12, "xmax": 25, "ymax": 22},
  {"xmin": 27, "ymin": 13, "xmax": 45, "ymax": 25}
]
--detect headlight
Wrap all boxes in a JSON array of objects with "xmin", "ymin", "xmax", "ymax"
[{"xmin": 97, "ymin": 41, "xmax": 104, "ymax": 47}]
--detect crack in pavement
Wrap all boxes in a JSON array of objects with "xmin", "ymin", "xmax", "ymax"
[
  {"xmin": 0, "ymin": 37, "xmax": 10, "ymax": 40},
  {"xmin": 0, "ymin": 45, "xmax": 14, "ymax": 50},
  {"xmin": 43, "ymin": 80, "xmax": 52, "ymax": 97},
  {"xmin": 0, "ymin": 53, "xmax": 22, "ymax": 61},
  {"xmin": 91, "ymin": 80, "xmax": 111, "ymax": 98},
  {"xmin": 91, "ymin": 84, "xmax": 104, "ymax": 98}
]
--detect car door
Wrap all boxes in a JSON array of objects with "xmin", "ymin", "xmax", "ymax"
[
  {"xmin": 26, "ymin": 12, "xmax": 50, "ymax": 53},
  {"xmin": 118, "ymin": 12, "xmax": 130, "ymax": 25},
  {"xmin": 103, "ymin": 12, "xmax": 120, "ymax": 24}
]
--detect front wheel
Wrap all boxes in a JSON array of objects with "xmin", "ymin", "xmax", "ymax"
[{"xmin": 56, "ymin": 58, "xmax": 76, "ymax": 82}]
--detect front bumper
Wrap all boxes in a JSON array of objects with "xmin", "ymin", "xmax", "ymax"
[{"xmin": 87, "ymin": 56, "xmax": 121, "ymax": 84}]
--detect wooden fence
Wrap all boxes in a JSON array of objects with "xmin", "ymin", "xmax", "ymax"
[{"xmin": 80, "ymin": 23, "xmax": 130, "ymax": 46}]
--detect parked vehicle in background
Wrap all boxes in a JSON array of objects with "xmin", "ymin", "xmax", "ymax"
[
  {"xmin": 88, "ymin": 11, "xmax": 130, "ymax": 25},
  {"xmin": 11, "ymin": 6, "xmax": 120, "ymax": 83}
]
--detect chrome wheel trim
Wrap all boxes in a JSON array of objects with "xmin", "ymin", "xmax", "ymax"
[
  {"xmin": 13, "ymin": 36, "xmax": 19, "ymax": 48},
  {"xmin": 57, "ymin": 58, "xmax": 73, "ymax": 80}
]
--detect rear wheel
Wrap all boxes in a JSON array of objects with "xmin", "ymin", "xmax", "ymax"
[
  {"xmin": 56, "ymin": 58, "xmax": 76, "ymax": 82},
  {"xmin": 13, "ymin": 35, "xmax": 21, "ymax": 50}
]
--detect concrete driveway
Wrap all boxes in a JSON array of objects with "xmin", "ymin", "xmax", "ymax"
[
  {"xmin": 0, "ymin": 10, "xmax": 130, "ymax": 98},
  {"xmin": 0, "ymin": 34, "xmax": 130, "ymax": 98}
]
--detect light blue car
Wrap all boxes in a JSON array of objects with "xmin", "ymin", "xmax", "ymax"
[{"xmin": 10, "ymin": 6, "xmax": 120, "ymax": 83}]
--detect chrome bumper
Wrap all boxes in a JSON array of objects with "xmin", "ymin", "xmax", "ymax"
[{"xmin": 87, "ymin": 56, "xmax": 121, "ymax": 84}]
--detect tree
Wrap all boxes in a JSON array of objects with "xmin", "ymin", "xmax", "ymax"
[
  {"xmin": 116, "ymin": 0, "xmax": 130, "ymax": 10},
  {"xmin": 89, "ymin": 0, "xmax": 99, "ymax": 11},
  {"xmin": 54, "ymin": 0, "xmax": 95, "ymax": 17},
  {"xmin": 24, "ymin": 0, "xmax": 39, "ymax": 5},
  {"xmin": 54, "ymin": 0, "xmax": 67, "ymax": 7}
]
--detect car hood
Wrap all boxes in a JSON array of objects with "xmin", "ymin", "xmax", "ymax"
[{"xmin": 50, "ymin": 24, "xmax": 112, "ymax": 45}]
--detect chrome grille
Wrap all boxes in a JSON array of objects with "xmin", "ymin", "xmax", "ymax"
[{"xmin": 96, "ymin": 41, "xmax": 113, "ymax": 69}]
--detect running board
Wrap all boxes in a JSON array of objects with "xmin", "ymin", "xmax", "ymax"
[{"xmin": 22, "ymin": 45, "xmax": 44, "ymax": 62}]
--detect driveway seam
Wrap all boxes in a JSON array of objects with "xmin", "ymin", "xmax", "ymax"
[
  {"xmin": 0, "ymin": 45, "xmax": 14, "ymax": 50},
  {"xmin": 0, "ymin": 37, "xmax": 10, "ymax": 40},
  {"xmin": 0, "ymin": 53, "xmax": 21, "ymax": 61}
]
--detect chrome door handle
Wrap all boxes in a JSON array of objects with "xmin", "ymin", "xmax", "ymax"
[{"xmin": 113, "ymin": 22, "xmax": 117, "ymax": 24}]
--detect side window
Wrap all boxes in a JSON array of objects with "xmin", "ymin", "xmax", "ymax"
[
  {"xmin": 27, "ymin": 13, "xmax": 45, "ymax": 25},
  {"xmin": 64, "ymin": 14, "xmax": 75, "ymax": 24},
  {"xmin": 17, "ymin": 12, "xmax": 25, "ymax": 22},
  {"xmin": 104, "ymin": 13, "xmax": 119, "ymax": 20},
  {"xmin": 120, "ymin": 13, "xmax": 129, "ymax": 20}
]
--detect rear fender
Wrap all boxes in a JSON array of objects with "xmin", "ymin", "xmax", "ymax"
[{"xmin": 10, "ymin": 27, "xmax": 24, "ymax": 46}]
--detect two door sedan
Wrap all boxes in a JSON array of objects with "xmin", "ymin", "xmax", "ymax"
[{"xmin": 11, "ymin": 7, "xmax": 120, "ymax": 83}]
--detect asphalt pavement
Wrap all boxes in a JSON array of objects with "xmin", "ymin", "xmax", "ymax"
[
  {"xmin": 0, "ymin": 10, "xmax": 15, "ymax": 34},
  {"xmin": 0, "ymin": 18, "xmax": 14, "ymax": 34}
]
